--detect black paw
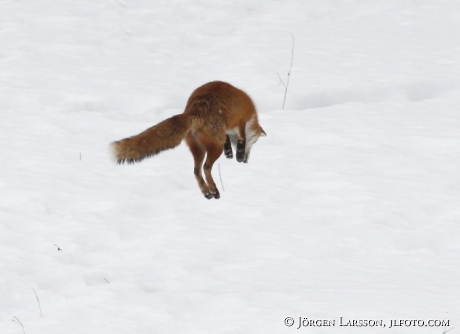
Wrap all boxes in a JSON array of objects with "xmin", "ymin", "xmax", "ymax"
[
  {"xmin": 236, "ymin": 140, "xmax": 245, "ymax": 162},
  {"xmin": 212, "ymin": 189, "xmax": 220, "ymax": 199},
  {"xmin": 204, "ymin": 193, "xmax": 213, "ymax": 199},
  {"xmin": 225, "ymin": 151, "xmax": 233, "ymax": 159}
]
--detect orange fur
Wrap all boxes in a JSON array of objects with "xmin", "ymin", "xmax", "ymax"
[{"xmin": 111, "ymin": 81, "xmax": 266, "ymax": 199}]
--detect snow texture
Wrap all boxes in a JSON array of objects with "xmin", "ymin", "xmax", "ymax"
[{"xmin": 1, "ymin": 0, "xmax": 459, "ymax": 333}]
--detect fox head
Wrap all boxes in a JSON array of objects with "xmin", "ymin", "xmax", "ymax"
[
  {"xmin": 242, "ymin": 124, "xmax": 266, "ymax": 163},
  {"xmin": 227, "ymin": 119, "xmax": 266, "ymax": 163}
]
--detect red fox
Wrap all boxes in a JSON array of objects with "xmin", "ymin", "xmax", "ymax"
[{"xmin": 111, "ymin": 81, "xmax": 266, "ymax": 199}]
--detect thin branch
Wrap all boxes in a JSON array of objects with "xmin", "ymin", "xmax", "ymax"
[
  {"xmin": 277, "ymin": 72, "xmax": 286, "ymax": 88},
  {"xmin": 279, "ymin": 34, "xmax": 295, "ymax": 109},
  {"xmin": 12, "ymin": 316, "xmax": 25, "ymax": 334},
  {"xmin": 33, "ymin": 288, "xmax": 42, "ymax": 317},
  {"xmin": 54, "ymin": 244, "xmax": 62, "ymax": 251},
  {"xmin": 218, "ymin": 164, "xmax": 225, "ymax": 191},
  {"xmin": 104, "ymin": 278, "xmax": 110, "ymax": 283}
]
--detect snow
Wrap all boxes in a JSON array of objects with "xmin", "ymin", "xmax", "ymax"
[{"xmin": 1, "ymin": 0, "xmax": 459, "ymax": 333}]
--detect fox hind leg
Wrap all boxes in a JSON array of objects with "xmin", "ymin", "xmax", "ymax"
[
  {"xmin": 186, "ymin": 133, "xmax": 212, "ymax": 198},
  {"xmin": 198, "ymin": 132, "xmax": 226, "ymax": 199},
  {"xmin": 202, "ymin": 143, "xmax": 224, "ymax": 199}
]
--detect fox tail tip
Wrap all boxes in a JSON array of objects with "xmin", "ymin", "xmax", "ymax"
[{"xmin": 109, "ymin": 141, "xmax": 122, "ymax": 164}]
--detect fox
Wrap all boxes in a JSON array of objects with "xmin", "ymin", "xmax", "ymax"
[{"xmin": 111, "ymin": 81, "xmax": 266, "ymax": 199}]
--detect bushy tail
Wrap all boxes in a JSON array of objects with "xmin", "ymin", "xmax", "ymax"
[{"xmin": 111, "ymin": 114, "xmax": 192, "ymax": 164}]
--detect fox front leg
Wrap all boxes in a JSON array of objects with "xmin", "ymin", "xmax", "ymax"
[
  {"xmin": 236, "ymin": 139, "xmax": 246, "ymax": 163},
  {"xmin": 224, "ymin": 135, "xmax": 233, "ymax": 159}
]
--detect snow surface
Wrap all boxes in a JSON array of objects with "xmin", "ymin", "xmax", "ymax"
[{"xmin": 1, "ymin": 0, "xmax": 459, "ymax": 333}]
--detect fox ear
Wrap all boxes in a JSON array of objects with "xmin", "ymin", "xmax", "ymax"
[{"xmin": 260, "ymin": 127, "xmax": 267, "ymax": 137}]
